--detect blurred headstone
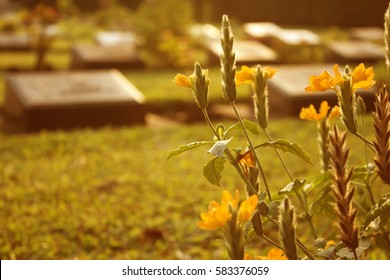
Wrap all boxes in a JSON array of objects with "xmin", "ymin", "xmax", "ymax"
[
  {"xmin": 95, "ymin": 31, "xmax": 137, "ymax": 46},
  {"xmin": 267, "ymin": 64, "xmax": 376, "ymax": 116},
  {"xmin": 190, "ymin": 24, "xmax": 220, "ymax": 42},
  {"xmin": 71, "ymin": 44, "xmax": 143, "ymax": 69},
  {"xmin": 0, "ymin": 33, "xmax": 30, "ymax": 51},
  {"xmin": 349, "ymin": 27, "xmax": 384, "ymax": 42},
  {"xmin": 243, "ymin": 22, "xmax": 283, "ymax": 44},
  {"xmin": 326, "ymin": 41, "xmax": 384, "ymax": 63},
  {"xmin": 3, "ymin": 70, "xmax": 145, "ymax": 131},
  {"xmin": 272, "ymin": 29, "xmax": 321, "ymax": 46},
  {"xmin": 207, "ymin": 40, "xmax": 278, "ymax": 65}
]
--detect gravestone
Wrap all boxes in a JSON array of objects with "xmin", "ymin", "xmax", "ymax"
[
  {"xmin": 3, "ymin": 70, "xmax": 145, "ymax": 131},
  {"xmin": 207, "ymin": 40, "xmax": 278, "ymax": 65},
  {"xmin": 326, "ymin": 41, "xmax": 384, "ymax": 63},
  {"xmin": 272, "ymin": 29, "xmax": 321, "ymax": 46},
  {"xmin": 243, "ymin": 22, "xmax": 282, "ymax": 44},
  {"xmin": 0, "ymin": 33, "xmax": 30, "ymax": 51},
  {"xmin": 349, "ymin": 27, "xmax": 384, "ymax": 42},
  {"xmin": 190, "ymin": 24, "xmax": 220, "ymax": 42},
  {"xmin": 267, "ymin": 64, "xmax": 376, "ymax": 116},
  {"xmin": 95, "ymin": 31, "xmax": 137, "ymax": 46},
  {"xmin": 71, "ymin": 44, "xmax": 143, "ymax": 69}
]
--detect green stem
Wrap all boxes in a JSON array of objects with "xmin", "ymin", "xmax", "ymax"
[
  {"xmin": 231, "ymin": 102, "xmax": 272, "ymax": 201},
  {"xmin": 202, "ymin": 109, "xmax": 258, "ymax": 195},
  {"xmin": 353, "ymin": 131, "xmax": 375, "ymax": 152},
  {"xmin": 360, "ymin": 114, "xmax": 369, "ymax": 167},
  {"xmin": 263, "ymin": 128, "xmax": 293, "ymax": 180},
  {"xmin": 264, "ymin": 128, "xmax": 318, "ymax": 239},
  {"xmin": 261, "ymin": 235, "xmax": 284, "ymax": 250}
]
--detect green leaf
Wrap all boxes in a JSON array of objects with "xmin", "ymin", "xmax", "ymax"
[
  {"xmin": 166, "ymin": 141, "xmax": 213, "ymax": 161},
  {"xmin": 225, "ymin": 119, "xmax": 259, "ymax": 137},
  {"xmin": 361, "ymin": 194, "xmax": 390, "ymax": 233},
  {"xmin": 207, "ymin": 138, "xmax": 232, "ymax": 157},
  {"xmin": 336, "ymin": 237, "xmax": 371, "ymax": 259},
  {"xmin": 313, "ymin": 238, "xmax": 327, "ymax": 249},
  {"xmin": 203, "ymin": 157, "xmax": 226, "ymax": 186},
  {"xmin": 304, "ymin": 172, "xmax": 331, "ymax": 195},
  {"xmin": 254, "ymin": 139, "xmax": 313, "ymax": 165},
  {"xmin": 352, "ymin": 163, "xmax": 375, "ymax": 180},
  {"xmin": 278, "ymin": 179, "xmax": 306, "ymax": 196}
]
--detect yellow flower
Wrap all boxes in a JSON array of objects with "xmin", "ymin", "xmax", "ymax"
[
  {"xmin": 198, "ymin": 200, "xmax": 231, "ymax": 230},
  {"xmin": 351, "ymin": 63, "xmax": 375, "ymax": 92},
  {"xmin": 238, "ymin": 150, "xmax": 256, "ymax": 177},
  {"xmin": 172, "ymin": 73, "xmax": 193, "ymax": 89},
  {"xmin": 325, "ymin": 240, "xmax": 336, "ymax": 249},
  {"xmin": 266, "ymin": 248, "xmax": 288, "ymax": 260},
  {"xmin": 299, "ymin": 101, "xmax": 330, "ymax": 122},
  {"xmin": 328, "ymin": 105, "xmax": 340, "ymax": 121},
  {"xmin": 236, "ymin": 65, "xmax": 255, "ymax": 86},
  {"xmin": 238, "ymin": 194, "xmax": 258, "ymax": 224},
  {"xmin": 244, "ymin": 249, "xmax": 288, "ymax": 260},
  {"xmin": 262, "ymin": 65, "xmax": 277, "ymax": 79},
  {"xmin": 235, "ymin": 65, "xmax": 277, "ymax": 86},
  {"xmin": 199, "ymin": 190, "xmax": 258, "ymax": 230},
  {"xmin": 305, "ymin": 64, "xmax": 344, "ymax": 93},
  {"xmin": 198, "ymin": 190, "xmax": 238, "ymax": 230}
]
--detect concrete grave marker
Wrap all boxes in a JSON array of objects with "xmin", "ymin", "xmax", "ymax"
[
  {"xmin": 243, "ymin": 22, "xmax": 283, "ymax": 43},
  {"xmin": 207, "ymin": 40, "xmax": 278, "ymax": 64},
  {"xmin": 326, "ymin": 41, "xmax": 384, "ymax": 62},
  {"xmin": 95, "ymin": 31, "xmax": 137, "ymax": 46},
  {"xmin": 3, "ymin": 70, "xmax": 145, "ymax": 131},
  {"xmin": 0, "ymin": 33, "xmax": 30, "ymax": 50},
  {"xmin": 349, "ymin": 27, "xmax": 384, "ymax": 42},
  {"xmin": 272, "ymin": 29, "xmax": 321, "ymax": 46},
  {"xmin": 267, "ymin": 64, "xmax": 376, "ymax": 116},
  {"xmin": 71, "ymin": 44, "xmax": 143, "ymax": 69}
]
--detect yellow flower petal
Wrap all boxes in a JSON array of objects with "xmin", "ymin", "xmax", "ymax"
[
  {"xmin": 300, "ymin": 101, "xmax": 333, "ymax": 122},
  {"xmin": 198, "ymin": 201, "xmax": 231, "ymax": 230},
  {"xmin": 173, "ymin": 73, "xmax": 193, "ymax": 88},
  {"xmin": 236, "ymin": 65, "xmax": 255, "ymax": 86},
  {"xmin": 238, "ymin": 194, "xmax": 258, "ymax": 224},
  {"xmin": 305, "ymin": 64, "xmax": 344, "ymax": 93},
  {"xmin": 328, "ymin": 106, "xmax": 340, "ymax": 121},
  {"xmin": 267, "ymin": 248, "xmax": 288, "ymax": 260},
  {"xmin": 351, "ymin": 63, "xmax": 375, "ymax": 92},
  {"xmin": 263, "ymin": 66, "xmax": 277, "ymax": 79}
]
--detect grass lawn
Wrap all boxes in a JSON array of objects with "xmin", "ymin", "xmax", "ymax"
[{"xmin": 0, "ymin": 113, "xmax": 383, "ymax": 259}]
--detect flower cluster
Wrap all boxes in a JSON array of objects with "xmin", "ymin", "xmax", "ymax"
[
  {"xmin": 299, "ymin": 101, "xmax": 340, "ymax": 122},
  {"xmin": 235, "ymin": 65, "xmax": 277, "ymax": 86},
  {"xmin": 198, "ymin": 190, "xmax": 258, "ymax": 230},
  {"xmin": 305, "ymin": 63, "xmax": 375, "ymax": 94}
]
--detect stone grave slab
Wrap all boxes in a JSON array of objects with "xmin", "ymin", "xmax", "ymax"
[
  {"xmin": 207, "ymin": 40, "xmax": 278, "ymax": 65},
  {"xmin": 243, "ymin": 22, "xmax": 282, "ymax": 43},
  {"xmin": 326, "ymin": 41, "xmax": 384, "ymax": 63},
  {"xmin": 272, "ymin": 29, "xmax": 321, "ymax": 46},
  {"xmin": 190, "ymin": 24, "xmax": 220, "ymax": 42},
  {"xmin": 349, "ymin": 27, "xmax": 384, "ymax": 42},
  {"xmin": 3, "ymin": 70, "xmax": 145, "ymax": 131},
  {"xmin": 0, "ymin": 33, "xmax": 30, "ymax": 51},
  {"xmin": 267, "ymin": 64, "xmax": 376, "ymax": 116},
  {"xmin": 95, "ymin": 31, "xmax": 137, "ymax": 46},
  {"xmin": 71, "ymin": 44, "xmax": 143, "ymax": 69}
]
